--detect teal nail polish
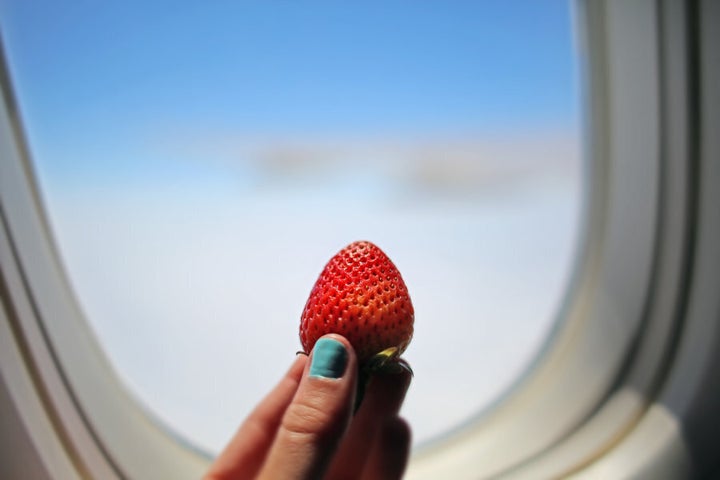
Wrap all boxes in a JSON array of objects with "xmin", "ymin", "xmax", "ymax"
[{"xmin": 309, "ymin": 338, "xmax": 348, "ymax": 379}]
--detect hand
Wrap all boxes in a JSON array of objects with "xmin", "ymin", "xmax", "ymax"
[{"xmin": 204, "ymin": 334, "xmax": 412, "ymax": 480}]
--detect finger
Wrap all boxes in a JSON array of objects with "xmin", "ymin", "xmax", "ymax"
[
  {"xmin": 257, "ymin": 334, "xmax": 358, "ymax": 480},
  {"xmin": 360, "ymin": 417, "xmax": 411, "ymax": 480},
  {"xmin": 325, "ymin": 367, "xmax": 412, "ymax": 479},
  {"xmin": 204, "ymin": 354, "xmax": 307, "ymax": 480}
]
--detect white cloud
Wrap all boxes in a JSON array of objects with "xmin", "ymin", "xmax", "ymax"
[{"xmin": 44, "ymin": 135, "xmax": 582, "ymax": 453}]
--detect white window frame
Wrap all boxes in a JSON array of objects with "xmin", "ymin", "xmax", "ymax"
[{"xmin": 1, "ymin": 0, "xmax": 718, "ymax": 478}]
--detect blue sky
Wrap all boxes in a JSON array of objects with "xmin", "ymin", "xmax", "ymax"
[
  {"xmin": 0, "ymin": 1, "xmax": 583, "ymax": 451},
  {"xmin": 0, "ymin": 1, "xmax": 578, "ymax": 180}
]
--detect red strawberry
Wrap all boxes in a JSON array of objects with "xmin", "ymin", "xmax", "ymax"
[{"xmin": 299, "ymin": 241, "xmax": 414, "ymax": 369}]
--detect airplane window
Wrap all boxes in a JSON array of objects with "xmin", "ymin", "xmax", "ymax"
[{"xmin": 0, "ymin": 1, "xmax": 581, "ymax": 454}]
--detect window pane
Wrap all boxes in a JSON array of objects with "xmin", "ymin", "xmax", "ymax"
[{"xmin": 0, "ymin": 1, "xmax": 581, "ymax": 452}]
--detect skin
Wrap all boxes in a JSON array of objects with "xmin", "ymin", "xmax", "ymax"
[{"xmin": 204, "ymin": 334, "xmax": 412, "ymax": 480}]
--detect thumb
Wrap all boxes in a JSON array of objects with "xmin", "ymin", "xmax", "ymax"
[{"xmin": 257, "ymin": 334, "xmax": 358, "ymax": 480}]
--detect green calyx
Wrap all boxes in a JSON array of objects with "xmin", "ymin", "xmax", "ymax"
[{"xmin": 363, "ymin": 346, "xmax": 413, "ymax": 376}]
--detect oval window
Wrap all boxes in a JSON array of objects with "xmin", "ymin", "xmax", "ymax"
[{"xmin": 0, "ymin": 1, "xmax": 582, "ymax": 453}]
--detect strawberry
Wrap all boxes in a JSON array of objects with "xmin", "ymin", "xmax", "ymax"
[{"xmin": 299, "ymin": 241, "xmax": 414, "ymax": 371}]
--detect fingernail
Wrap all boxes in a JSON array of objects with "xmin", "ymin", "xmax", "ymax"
[{"xmin": 309, "ymin": 338, "xmax": 348, "ymax": 379}]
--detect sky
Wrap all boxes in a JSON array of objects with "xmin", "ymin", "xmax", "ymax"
[
  {"xmin": 0, "ymin": 1, "xmax": 578, "ymax": 179},
  {"xmin": 0, "ymin": 1, "xmax": 583, "ymax": 454}
]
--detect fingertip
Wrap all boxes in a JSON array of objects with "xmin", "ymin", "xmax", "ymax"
[
  {"xmin": 357, "ymin": 366, "xmax": 412, "ymax": 417},
  {"xmin": 360, "ymin": 416, "xmax": 411, "ymax": 480},
  {"xmin": 374, "ymin": 365, "xmax": 413, "ymax": 391},
  {"xmin": 257, "ymin": 335, "xmax": 359, "ymax": 479},
  {"xmin": 382, "ymin": 417, "xmax": 412, "ymax": 477},
  {"xmin": 383, "ymin": 416, "xmax": 411, "ymax": 450}
]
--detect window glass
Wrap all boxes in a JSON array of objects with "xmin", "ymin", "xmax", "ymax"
[{"xmin": 0, "ymin": 1, "xmax": 581, "ymax": 452}]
